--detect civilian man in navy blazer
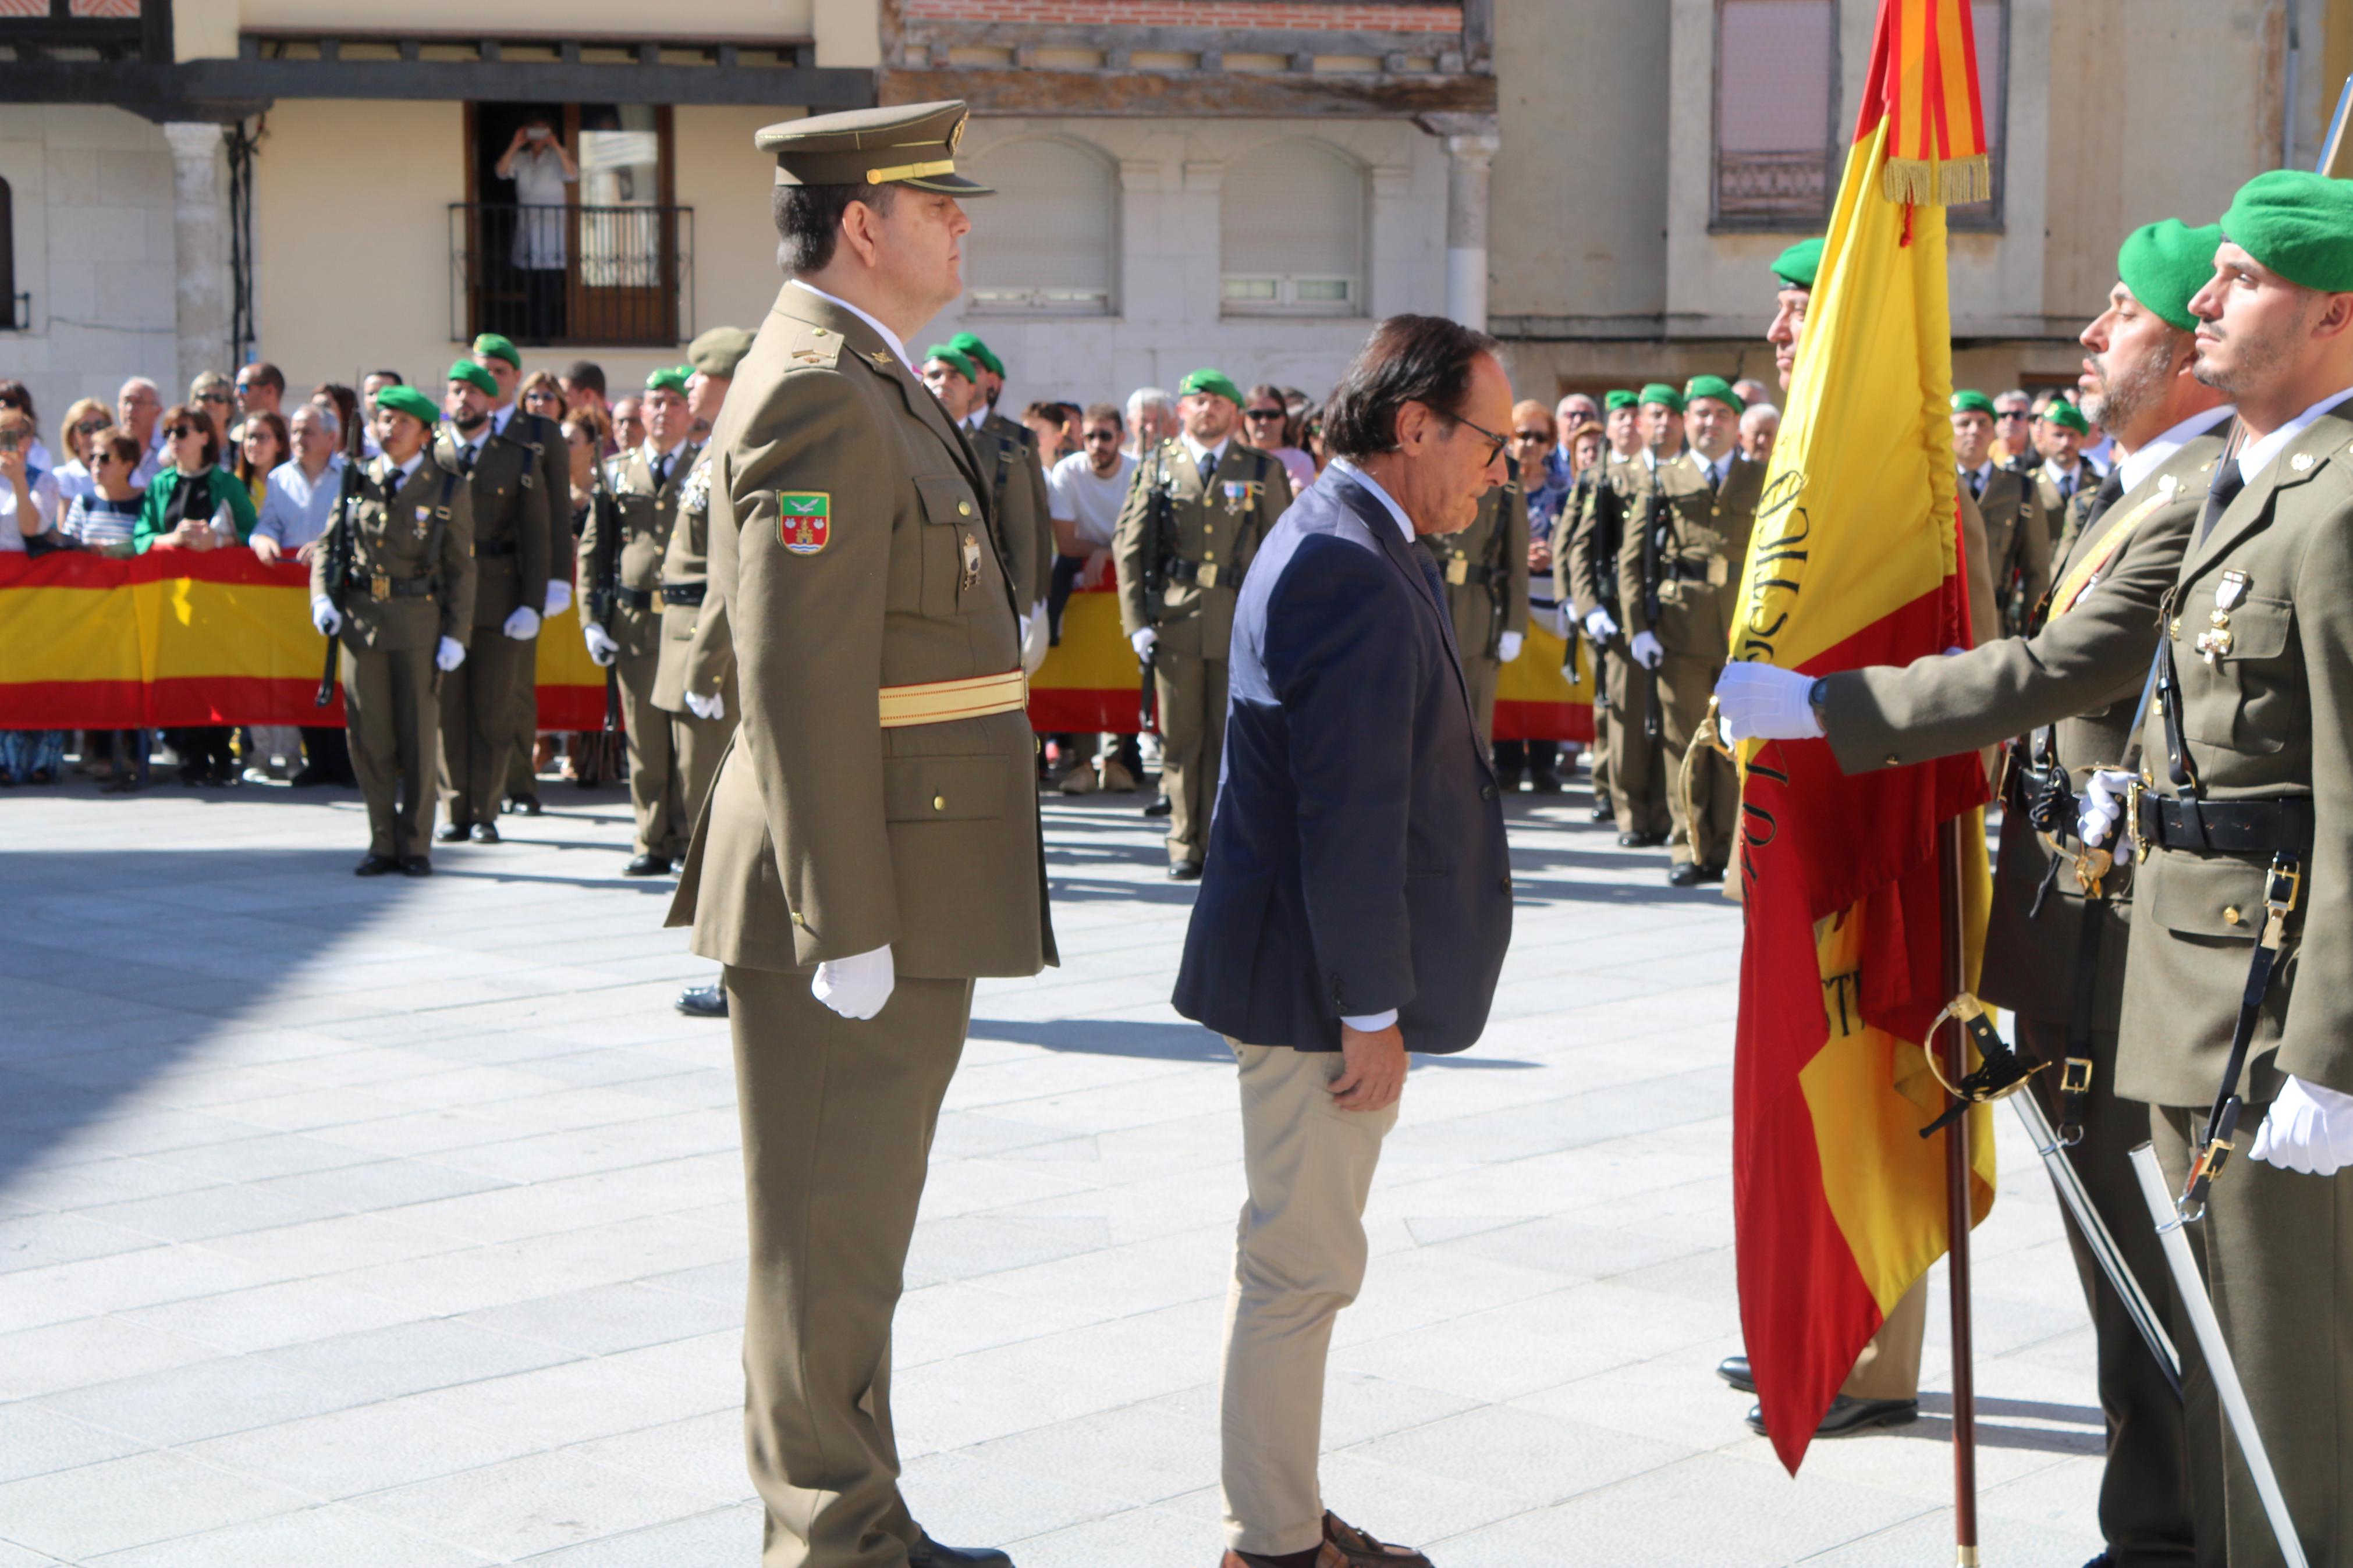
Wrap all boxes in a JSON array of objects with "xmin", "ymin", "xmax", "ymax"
[{"xmin": 1174, "ymin": 315, "xmax": 1514, "ymax": 1568}]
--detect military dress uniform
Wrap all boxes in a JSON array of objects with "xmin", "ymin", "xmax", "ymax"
[
  {"xmin": 1964, "ymin": 459, "xmax": 2051, "ymax": 638},
  {"xmin": 970, "ymin": 407, "xmax": 1053, "ymax": 620},
  {"xmin": 1822, "ymin": 414, "xmax": 2228, "ymax": 1563},
  {"xmin": 2118, "ymin": 394, "xmax": 2353, "ymax": 1568},
  {"xmin": 1419, "ymin": 457, "xmax": 1530, "ymax": 752},
  {"xmin": 313, "ymin": 438, "xmax": 476, "ymax": 866},
  {"xmin": 1617, "ymin": 448, "xmax": 1762, "ymax": 874},
  {"xmin": 438, "ymin": 411, "xmax": 552, "ymax": 835},
  {"xmin": 663, "ymin": 101, "xmax": 1055, "ymax": 1568},
  {"xmin": 1564, "ymin": 453, "xmax": 1668, "ymax": 840},
  {"xmin": 651, "ymin": 445, "xmax": 737, "ymax": 822},
  {"xmin": 504, "ymin": 404, "xmax": 573, "ymax": 808},
  {"xmin": 581, "ymin": 438, "xmax": 698, "ymax": 865},
  {"xmin": 1112, "ymin": 437, "xmax": 1292, "ymax": 873},
  {"xmin": 2038, "ymin": 456, "xmax": 2099, "ymax": 550}
]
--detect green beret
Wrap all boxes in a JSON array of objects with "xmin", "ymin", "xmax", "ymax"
[
  {"xmin": 644, "ymin": 366, "xmax": 691, "ymax": 396},
  {"xmin": 1684, "ymin": 375, "xmax": 1743, "ymax": 414},
  {"xmin": 1950, "ymin": 390, "xmax": 1996, "ymax": 415},
  {"xmin": 1180, "ymin": 368, "xmax": 1244, "ymax": 407},
  {"xmin": 447, "ymin": 359, "xmax": 499, "ymax": 398},
  {"xmin": 1637, "ymin": 382, "xmax": 1686, "ymax": 413},
  {"xmin": 1772, "ymin": 237, "xmax": 1826, "ymax": 290},
  {"xmin": 374, "ymin": 385, "xmax": 439, "ymax": 428},
  {"xmin": 946, "ymin": 332, "xmax": 1005, "ymax": 378},
  {"xmin": 688, "ymin": 325, "xmax": 755, "ymax": 379},
  {"xmin": 2040, "ymin": 398, "xmax": 2090, "ymax": 435},
  {"xmin": 2221, "ymin": 170, "xmax": 2353, "ymax": 294},
  {"xmin": 1604, "ymin": 390, "xmax": 1638, "ymax": 412},
  {"xmin": 922, "ymin": 346, "xmax": 979, "ymax": 383},
  {"xmin": 469, "ymin": 333, "xmax": 521, "ymax": 369},
  {"xmin": 2117, "ymin": 219, "xmax": 2223, "ymax": 332}
]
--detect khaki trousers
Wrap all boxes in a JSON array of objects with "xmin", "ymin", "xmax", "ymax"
[
  {"xmin": 342, "ymin": 641, "xmax": 439, "ymax": 860},
  {"xmin": 505, "ymin": 638, "xmax": 540, "ymax": 799},
  {"xmin": 1841, "ymin": 1272, "xmax": 1926, "ymax": 1402},
  {"xmin": 669, "ymin": 702, "xmax": 738, "ymax": 826},
  {"xmin": 1602, "ymin": 646, "xmax": 1669, "ymax": 838},
  {"xmin": 1462, "ymin": 653, "xmax": 1500, "ymax": 754},
  {"xmin": 436, "ymin": 630, "xmax": 533, "ymax": 828},
  {"xmin": 1657, "ymin": 649, "xmax": 1736, "ymax": 869},
  {"xmin": 2018, "ymin": 1020, "xmax": 2198, "ymax": 1565},
  {"xmin": 1588, "ymin": 671, "xmax": 1614, "ymax": 804},
  {"xmin": 2153, "ymin": 1104, "xmax": 2353, "ymax": 1568},
  {"xmin": 725, "ymin": 963, "xmax": 976, "ymax": 1568},
  {"xmin": 1219, "ymin": 1040, "xmax": 1401, "ymax": 1558},
  {"xmin": 1155, "ymin": 651, "xmax": 1227, "ymax": 868},
  {"xmin": 616, "ymin": 647, "xmax": 686, "ymax": 859}
]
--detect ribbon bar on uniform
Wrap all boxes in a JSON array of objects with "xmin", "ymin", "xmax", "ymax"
[{"xmin": 878, "ymin": 668, "xmax": 1028, "ymax": 728}]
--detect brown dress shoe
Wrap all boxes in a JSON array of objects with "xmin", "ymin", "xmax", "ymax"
[
  {"xmin": 1322, "ymin": 1512, "xmax": 1433, "ymax": 1566},
  {"xmin": 1219, "ymin": 1549, "xmax": 1340, "ymax": 1568}
]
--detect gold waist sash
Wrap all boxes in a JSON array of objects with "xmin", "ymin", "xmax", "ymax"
[{"xmin": 877, "ymin": 668, "xmax": 1028, "ymax": 728}]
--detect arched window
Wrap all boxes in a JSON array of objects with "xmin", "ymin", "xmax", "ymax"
[
  {"xmin": 1220, "ymin": 142, "xmax": 1365, "ymax": 317},
  {"xmin": 963, "ymin": 137, "xmax": 1117, "ymax": 316}
]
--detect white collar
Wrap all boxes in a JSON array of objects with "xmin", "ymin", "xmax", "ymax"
[
  {"xmin": 1180, "ymin": 432, "xmax": 1231, "ymax": 469},
  {"xmin": 2235, "ymin": 386, "xmax": 2353, "ymax": 485},
  {"xmin": 383, "ymin": 450, "xmax": 424, "ymax": 484},
  {"xmin": 641, "ymin": 439, "xmax": 688, "ymax": 473},
  {"xmin": 1693, "ymin": 447, "xmax": 1734, "ymax": 483},
  {"xmin": 2116, "ymin": 404, "xmax": 2234, "ymax": 495},
  {"xmin": 1328, "ymin": 457, "xmax": 1414, "ymax": 545},
  {"xmin": 790, "ymin": 279, "xmax": 914, "ymax": 374},
  {"xmin": 2042, "ymin": 455, "xmax": 2085, "ymax": 485},
  {"xmin": 1960, "ymin": 459, "xmax": 1995, "ymax": 486},
  {"xmin": 961, "ymin": 408, "xmax": 986, "ymax": 431},
  {"xmin": 490, "ymin": 403, "xmax": 516, "ymax": 435}
]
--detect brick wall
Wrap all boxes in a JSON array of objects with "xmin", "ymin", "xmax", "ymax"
[{"xmin": 904, "ymin": 0, "xmax": 1464, "ymax": 32}]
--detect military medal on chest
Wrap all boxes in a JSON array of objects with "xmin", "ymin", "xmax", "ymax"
[
  {"xmin": 413, "ymin": 504, "xmax": 432, "ymax": 542},
  {"xmin": 2196, "ymin": 570, "xmax": 2250, "ymax": 665},
  {"xmin": 1220, "ymin": 479, "xmax": 1255, "ymax": 516},
  {"xmin": 960, "ymin": 531, "xmax": 983, "ymax": 592}
]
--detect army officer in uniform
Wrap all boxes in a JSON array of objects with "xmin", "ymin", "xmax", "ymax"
[
  {"xmin": 665, "ymin": 100, "xmax": 1055, "ymax": 1568},
  {"xmin": 1418, "ymin": 449, "xmax": 1529, "ymax": 752},
  {"xmin": 309, "ymin": 385, "xmax": 475, "ymax": 876},
  {"xmin": 1722, "ymin": 217, "xmax": 2231, "ymax": 1565},
  {"xmin": 1113, "ymin": 368, "xmax": 1293, "ymax": 879},
  {"xmin": 1951, "ymin": 388, "xmax": 2051, "ymax": 637}
]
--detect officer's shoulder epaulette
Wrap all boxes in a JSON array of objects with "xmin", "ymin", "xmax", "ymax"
[
  {"xmin": 429, "ymin": 434, "xmax": 466, "ymax": 474},
  {"xmin": 779, "ymin": 322, "xmax": 848, "ymax": 373}
]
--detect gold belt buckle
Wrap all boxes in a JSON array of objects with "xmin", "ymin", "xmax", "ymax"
[
  {"xmin": 368, "ymin": 572, "xmax": 391, "ymax": 603},
  {"xmin": 2060, "ymin": 1057, "xmax": 2094, "ymax": 1095},
  {"xmin": 1445, "ymin": 558, "xmax": 1470, "ymax": 586},
  {"xmin": 1197, "ymin": 563, "xmax": 1220, "ymax": 589},
  {"xmin": 2124, "ymin": 776, "xmax": 2150, "ymax": 865}
]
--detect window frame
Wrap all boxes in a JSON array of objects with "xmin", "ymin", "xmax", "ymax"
[
  {"xmin": 961, "ymin": 134, "xmax": 1122, "ymax": 320},
  {"xmin": 1218, "ymin": 140, "xmax": 1369, "ymax": 321},
  {"xmin": 1708, "ymin": 0, "xmax": 1843, "ymax": 234}
]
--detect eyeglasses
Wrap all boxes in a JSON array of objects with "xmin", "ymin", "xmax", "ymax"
[
  {"xmin": 1996, "ymin": 410, "xmax": 2031, "ymax": 422},
  {"xmin": 1418, "ymin": 401, "xmax": 1509, "ymax": 465},
  {"xmin": 198, "ymin": 391, "xmax": 230, "ymax": 403},
  {"xmin": 74, "ymin": 418, "xmax": 109, "ymax": 435},
  {"xmin": 165, "ymin": 424, "xmax": 197, "ymax": 439},
  {"xmin": 1512, "ymin": 429, "xmax": 1549, "ymax": 444},
  {"xmin": 1244, "ymin": 408, "xmax": 1287, "ymax": 421},
  {"xmin": 1082, "ymin": 429, "xmax": 1121, "ymax": 443}
]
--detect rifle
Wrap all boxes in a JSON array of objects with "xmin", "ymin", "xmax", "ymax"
[
  {"xmin": 1638, "ymin": 441, "xmax": 1670, "ymax": 744},
  {"xmin": 587, "ymin": 451, "xmax": 622, "ymax": 733},
  {"xmin": 312, "ymin": 381, "xmax": 368, "ymax": 708},
  {"xmin": 1137, "ymin": 443, "xmax": 1176, "ymax": 731}
]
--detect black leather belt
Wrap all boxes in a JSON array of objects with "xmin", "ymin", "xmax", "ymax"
[
  {"xmin": 1439, "ymin": 559, "xmax": 1496, "ymax": 587},
  {"xmin": 613, "ymin": 586, "xmax": 655, "ymax": 611},
  {"xmin": 1663, "ymin": 559, "xmax": 1722, "ymax": 584},
  {"xmin": 2134, "ymin": 794, "xmax": 2309, "ymax": 855},
  {"xmin": 345, "ymin": 572, "xmax": 434, "ymax": 599},
  {"xmin": 659, "ymin": 582, "xmax": 707, "ymax": 607},
  {"xmin": 477, "ymin": 539, "xmax": 519, "ymax": 557},
  {"xmin": 1166, "ymin": 558, "xmax": 1229, "ymax": 588}
]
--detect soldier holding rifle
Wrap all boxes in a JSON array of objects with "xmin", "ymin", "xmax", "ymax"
[{"xmin": 1566, "ymin": 389, "xmax": 1666, "ymax": 839}]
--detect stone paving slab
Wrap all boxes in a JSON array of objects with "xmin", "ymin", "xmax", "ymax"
[{"xmin": 0, "ymin": 769, "xmax": 2103, "ymax": 1565}]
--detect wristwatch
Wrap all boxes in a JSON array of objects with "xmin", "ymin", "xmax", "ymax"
[{"xmin": 1808, "ymin": 677, "xmax": 1830, "ymax": 726}]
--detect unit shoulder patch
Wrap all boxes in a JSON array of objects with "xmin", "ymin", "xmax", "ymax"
[{"xmin": 777, "ymin": 492, "xmax": 832, "ymax": 555}]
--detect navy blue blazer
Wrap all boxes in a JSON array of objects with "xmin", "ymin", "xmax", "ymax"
[{"xmin": 1173, "ymin": 465, "xmax": 1513, "ymax": 1054}]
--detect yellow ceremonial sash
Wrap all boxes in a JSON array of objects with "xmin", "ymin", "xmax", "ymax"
[{"xmin": 2047, "ymin": 477, "xmax": 2180, "ymax": 618}]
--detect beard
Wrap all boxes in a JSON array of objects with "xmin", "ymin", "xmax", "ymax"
[
  {"xmin": 2195, "ymin": 301, "xmax": 2312, "ymax": 398},
  {"xmin": 452, "ymin": 408, "xmax": 488, "ymax": 433},
  {"xmin": 2081, "ymin": 339, "xmax": 2174, "ymax": 436}
]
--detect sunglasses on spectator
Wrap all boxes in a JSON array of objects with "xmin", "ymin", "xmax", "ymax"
[
  {"xmin": 1996, "ymin": 410, "xmax": 2030, "ymax": 421},
  {"xmin": 166, "ymin": 424, "xmax": 197, "ymax": 438},
  {"xmin": 1082, "ymin": 429, "xmax": 1121, "ymax": 443},
  {"xmin": 198, "ymin": 391, "xmax": 230, "ymax": 403},
  {"xmin": 1513, "ymin": 428, "xmax": 1549, "ymax": 443},
  {"xmin": 74, "ymin": 418, "xmax": 109, "ymax": 435},
  {"xmin": 1244, "ymin": 407, "xmax": 1286, "ymax": 421}
]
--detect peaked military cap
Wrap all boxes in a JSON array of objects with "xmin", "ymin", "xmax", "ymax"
[
  {"xmin": 755, "ymin": 101, "xmax": 993, "ymax": 195},
  {"xmin": 687, "ymin": 326, "xmax": 757, "ymax": 379}
]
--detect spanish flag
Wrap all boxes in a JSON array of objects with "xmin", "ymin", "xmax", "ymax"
[{"xmin": 1730, "ymin": 0, "xmax": 1997, "ymax": 1474}]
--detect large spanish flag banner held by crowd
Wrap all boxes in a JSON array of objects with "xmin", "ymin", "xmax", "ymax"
[
  {"xmin": 1729, "ymin": 0, "xmax": 1998, "ymax": 1480},
  {"xmin": 0, "ymin": 551, "xmax": 609, "ymax": 730}
]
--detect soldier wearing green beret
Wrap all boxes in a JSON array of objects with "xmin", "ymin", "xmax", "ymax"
[
  {"xmin": 309, "ymin": 385, "xmax": 476, "ymax": 875},
  {"xmin": 1721, "ymin": 215, "xmax": 2234, "ymax": 1557},
  {"xmin": 468, "ymin": 333, "xmax": 573, "ymax": 816},
  {"xmin": 1112, "ymin": 367, "xmax": 1294, "ymax": 878},
  {"xmin": 943, "ymin": 330, "xmax": 1053, "ymax": 666},
  {"xmin": 661, "ymin": 99, "xmax": 1052, "ymax": 1568},
  {"xmin": 1614, "ymin": 378, "xmax": 1755, "ymax": 884},
  {"xmin": 1566, "ymin": 387, "xmax": 1671, "ymax": 844},
  {"xmin": 1951, "ymin": 388, "xmax": 2052, "ymax": 636},
  {"xmin": 432, "ymin": 358, "xmax": 552, "ymax": 843},
  {"xmin": 577, "ymin": 365, "xmax": 701, "ymax": 874},
  {"xmin": 2035, "ymin": 394, "xmax": 2100, "ymax": 547},
  {"xmin": 1418, "ymin": 452, "xmax": 1530, "ymax": 752},
  {"xmin": 2069, "ymin": 169, "xmax": 2353, "ymax": 1568}
]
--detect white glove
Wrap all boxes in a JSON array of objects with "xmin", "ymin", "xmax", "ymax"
[
  {"xmin": 1715, "ymin": 662, "xmax": 1823, "ymax": 741},
  {"xmin": 311, "ymin": 598, "xmax": 341, "ymax": 637},
  {"xmin": 2250, "ymin": 1075, "xmax": 2353, "ymax": 1176},
  {"xmin": 435, "ymin": 636, "xmax": 466, "ymax": 673},
  {"xmin": 2077, "ymin": 768, "xmax": 2137, "ymax": 865},
  {"xmin": 1631, "ymin": 630, "xmax": 1665, "ymax": 670},
  {"xmin": 1020, "ymin": 605, "xmax": 1050, "ymax": 675},
  {"xmin": 1131, "ymin": 627, "xmax": 1158, "ymax": 661},
  {"xmin": 812, "ymin": 944, "xmax": 895, "ymax": 1021},
  {"xmin": 502, "ymin": 606, "xmax": 542, "ymax": 641},
  {"xmin": 544, "ymin": 579, "xmax": 572, "ymax": 617},
  {"xmin": 1584, "ymin": 607, "xmax": 1619, "ymax": 642},
  {"xmin": 1496, "ymin": 630, "xmax": 1524, "ymax": 664},
  {"xmin": 684, "ymin": 690, "xmax": 725, "ymax": 721},
  {"xmin": 583, "ymin": 621, "xmax": 620, "ymax": 668}
]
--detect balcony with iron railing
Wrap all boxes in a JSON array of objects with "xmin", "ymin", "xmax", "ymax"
[
  {"xmin": 1712, "ymin": 148, "xmax": 1832, "ymax": 228},
  {"xmin": 449, "ymin": 202, "xmax": 692, "ymax": 350}
]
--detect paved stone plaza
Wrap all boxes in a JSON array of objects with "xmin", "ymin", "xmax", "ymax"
[{"xmin": 0, "ymin": 770, "xmax": 2109, "ymax": 1565}]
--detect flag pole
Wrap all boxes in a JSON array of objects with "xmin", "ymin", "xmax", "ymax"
[{"xmin": 1940, "ymin": 815, "xmax": 1980, "ymax": 1565}]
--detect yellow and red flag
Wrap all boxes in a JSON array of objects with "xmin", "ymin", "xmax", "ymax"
[{"xmin": 1730, "ymin": 0, "xmax": 1997, "ymax": 1474}]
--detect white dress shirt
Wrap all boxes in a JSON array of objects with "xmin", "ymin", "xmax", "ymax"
[
  {"xmin": 2114, "ymin": 404, "xmax": 2235, "ymax": 496},
  {"xmin": 2235, "ymin": 386, "xmax": 2353, "ymax": 486},
  {"xmin": 790, "ymin": 279, "xmax": 914, "ymax": 374},
  {"xmin": 1180, "ymin": 432, "xmax": 1233, "ymax": 484}
]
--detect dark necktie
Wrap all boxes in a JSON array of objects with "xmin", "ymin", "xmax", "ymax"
[
  {"xmin": 1198, "ymin": 449, "xmax": 1218, "ymax": 489},
  {"xmin": 654, "ymin": 453, "xmax": 672, "ymax": 489},
  {"xmin": 2198, "ymin": 460, "xmax": 2248, "ymax": 542},
  {"xmin": 1965, "ymin": 467, "xmax": 1983, "ymax": 501},
  {"xmin": 1706, "ymin": 460, "xmax": 1721, "ymax": 495},
  {"xmin": 2080, "ymin": 466, "xmax": 2125, "ymax": 531}
]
